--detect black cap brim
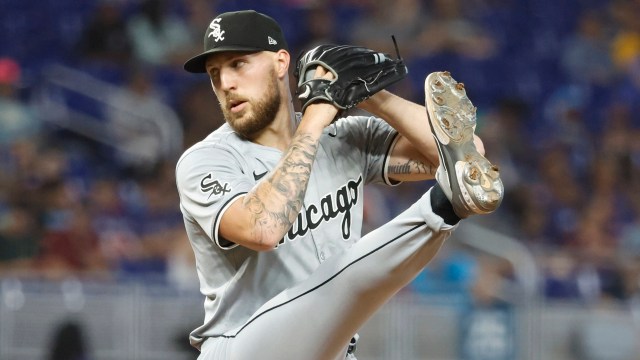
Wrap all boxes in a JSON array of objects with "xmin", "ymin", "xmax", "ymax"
[{"xmin": 183, "ymin": 46, "xmax": 263, "ymax": 73}]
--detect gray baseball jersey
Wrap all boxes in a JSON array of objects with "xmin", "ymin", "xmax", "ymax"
[{"xmin": 175, "ymin": 114, "xmax": 399, "ymax": 349}]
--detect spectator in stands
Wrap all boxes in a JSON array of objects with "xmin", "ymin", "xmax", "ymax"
[
  {"xmin": 85, "ymin": 176, "xmax": 140, "ymax": 277},
  {"xmin": 298, "ymin": 3, "xmax": 340, "ymax": 51},
  {"xmin": 37, "ymin": 203, "xmax": 108, "ymax": 280},
  {"xmin": 0, "ymin": 58, "xmax": 41, "ymax": 148},
  {"xmin": 104, "ymin": 66, "xmax": 183, "ymax": 173},
  {"xmin": 415, "ymin": 0, "xmax": 498, "ymax": 60},
  {"xmin": 177, "ymin": 80, "xmax": 225, "ymax": 149},
  {"xmin": 347, "ymin": 0, "xmax": 427, "ymax": 57},
  {"xmin": 183, "ymin": 0, "xmax": 218, "ymax": 47},
  {"xmin": 0, "ymin": 203, "xmax": 40, "ymax": 275},
  {"xmin": 560, "ymin": 10, "xmax": 616, "ymax": 87},
  {"xmin": 511, "ymin": 184, "xmax": 551, "ymax": 249},
  {"xmin": 569, "ymin": 195, "xmax": 621, "ymax": 293},
  {"xmin": 543, "ymin": 250, "xmax": 583, "ymax": 300},
  {"xmin": 75, "ymin": 1, "xmax": 133, "ymax": 67},
  {"xmin": 619, "ymin": 220, "xmax": 640, "ymax": 262},
  {"xmin": 535, "ymin": 145, "xmax": 587, "ymax": 247},
  {"xmin": 599, "ymin": 103, "xmax": 638, "ymax": 175},
  {"xmin": 345, "ymin": 0, "xmax": 424, "ymax": 101},
  {"xmin": 85, "ymin": 162, "xmax": 183, "ymax": 283},
  {"xmin": 126, "ymin": 0, "xmax": 196, "ymax": 67},
  {"xmin": 472, "ymin": 99, "xmax": 538, "ymax": 238},
  {"xmin": 410, "ymin": 246, "xmax": 481, "ymax": 300},
  {"xmin": 47, "ymin": 320, "xmax": 91, "ymax": 360},
  {"xmin": 35, "ymin": 179, "xmax": 108, "ymax": 280},
  {"xmin": 0, "ymin": 59, "xmax": 46, "ymax": 276},
  {"xmin": 570, "ymin": 264, "xmax": 637, "ymax": 360},
  {"xmin": 610, "ymin": 0, "xmax": 640, "ymax": 73},
  {"xmin": 541, "ymin": 86, "xmax": 595, "ymax": 177},
  {"xmin": 122, "ymin": 162, "xmax": 183, "ymax": 282}
]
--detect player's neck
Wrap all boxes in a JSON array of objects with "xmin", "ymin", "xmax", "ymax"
[{"xmin": 250, "ymin": 106, "xmax": 297, "ymax": 152}]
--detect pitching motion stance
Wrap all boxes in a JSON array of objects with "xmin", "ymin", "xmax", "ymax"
[{"xmin": 176, "ymin": 10, "xmax": 503, "ymax": 360}]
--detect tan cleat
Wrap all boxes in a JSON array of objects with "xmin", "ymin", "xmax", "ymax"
[{"xmin": 425, "ymin": 71, "xmax": 504, "ymax": 218}]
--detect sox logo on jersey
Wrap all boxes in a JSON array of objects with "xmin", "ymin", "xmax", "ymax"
[{"xmin": 200, "ymin": 174, "xmax": 230, "ymax": 198}]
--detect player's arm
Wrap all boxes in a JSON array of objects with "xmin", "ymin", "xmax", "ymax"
[
  {"xmin": 358, "ymin": 90, "xmax": 485, "ymax": 182},
  {"xmin": 219, "ymin": 111, "xmax": 328, "ymax": 251},
  {"xmin": 219, "ymin": 69, "xmax": 337, "ymax": 252}
]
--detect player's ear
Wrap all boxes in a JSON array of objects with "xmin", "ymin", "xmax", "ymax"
[{"xmin": 274, "ymin": 50, "xmax": 290, "ymax": 78}]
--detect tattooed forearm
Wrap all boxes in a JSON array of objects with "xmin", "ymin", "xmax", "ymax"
[
  {"xmin": 389, "ymin": 159, "xmax": 436, "ymax": 176},
  {"xmin": 243, "ymin": 132, "xmax": 318, "ymax": 244}
]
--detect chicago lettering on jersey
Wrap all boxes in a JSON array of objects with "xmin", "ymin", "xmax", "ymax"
[{"xmin": 284, "ymin": 175, "xmax": 363, "ymax": 243}]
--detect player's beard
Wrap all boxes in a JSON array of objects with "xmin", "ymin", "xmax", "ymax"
[{"xmin": 222, "ymin": 70, "xmax": 281, "ymax": 139}]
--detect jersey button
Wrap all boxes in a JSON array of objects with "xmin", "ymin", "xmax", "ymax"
[{"xmin": 319, "ymin": 252, "xmax": 325, "ymax": 261}]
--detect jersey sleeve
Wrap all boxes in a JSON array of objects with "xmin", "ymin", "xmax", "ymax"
[
  {"xmin": 336, "ymin": 115, "xmax": 400, "ymax": 186},
  {"xmin": 175, "ymin": 145, "xmax": 253, "ymax": 249}
]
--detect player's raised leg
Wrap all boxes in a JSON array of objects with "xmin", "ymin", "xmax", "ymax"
[
  {"xmin": 424, "ymin": 71, "xmax": 504, "ymax": 218},
  {"xmin": 220, "ymin": 189, "xmax": 455, "ymax": 360}
]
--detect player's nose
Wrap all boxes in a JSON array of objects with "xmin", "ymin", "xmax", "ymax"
[{"xmin": 218, "ymin": 70, "xmax": 238, "ymax": 91}]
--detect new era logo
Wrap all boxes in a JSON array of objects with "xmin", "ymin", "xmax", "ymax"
[{"xmin": 268, "ymin": 36, "xmax": 277, "ymax": 45}]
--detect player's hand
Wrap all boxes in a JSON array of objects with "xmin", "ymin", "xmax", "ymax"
[
  {"xmin": 294, "ymin": 43, "xmax": 407, "ymax": 111},
  {"xmin": 300, "ymin": 66, "xmax": 339, "ymax": 128}
]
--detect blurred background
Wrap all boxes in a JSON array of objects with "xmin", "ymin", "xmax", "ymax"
[{"xmin": 1, "ymin": 0, "xmax": 640, "ymax": 359}]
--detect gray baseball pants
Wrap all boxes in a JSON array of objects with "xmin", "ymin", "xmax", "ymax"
[{"xmin": 199, "ymin": 188, "xmax": 456, "ymax": 360}]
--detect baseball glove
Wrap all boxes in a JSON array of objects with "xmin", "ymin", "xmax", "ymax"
[{"xmin": 294, "ymin": 42, "xmax": 408, "ymax": 112}]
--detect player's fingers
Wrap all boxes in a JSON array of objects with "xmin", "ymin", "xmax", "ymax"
[
  {"xmin": 313, "ymin": 66, "xmax": 334, "ymax": 81},
  {"xmin": 313, "ymin": 65, "xmax": 325, "ymax": 77}
]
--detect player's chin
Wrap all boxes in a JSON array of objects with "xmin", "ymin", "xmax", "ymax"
[
  {"xmin": 222, "ymin": 107, "xmax": 247, "ymax": 124},
  {"xmin": 227, "ymin": 115, "xmax": 263, "ymax": 138}
]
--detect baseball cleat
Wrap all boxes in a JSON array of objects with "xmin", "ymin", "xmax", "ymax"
[{"xmin": 425, "ymin": 71, "xmax": 504, "ymax": 218}]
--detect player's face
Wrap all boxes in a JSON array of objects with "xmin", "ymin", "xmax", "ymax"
[
  {"xmin": 206, "ymin": 52, "xmax": 282, "ymax": 139},
  {"xmin": 220, "ymin": 68, "xmax": 281, "ymax": 139}
]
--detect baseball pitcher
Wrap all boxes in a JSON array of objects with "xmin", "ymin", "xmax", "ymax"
[{"xmin": 176, "ymin": 10, "xmax": 503, "ymax": 360}]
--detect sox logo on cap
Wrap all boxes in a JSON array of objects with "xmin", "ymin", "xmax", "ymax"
[{"xmin": 208, "ymin": 18, "xmax": 225, "ymax": 42}]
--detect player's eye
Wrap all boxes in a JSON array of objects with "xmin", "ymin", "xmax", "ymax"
[
  {"xmin": 231, "ymin": 59, "xmax": 246, "ymax": 69},
  {"xmin": 208, "ymin": 68, "xmax": 219, "ymax": 81}
]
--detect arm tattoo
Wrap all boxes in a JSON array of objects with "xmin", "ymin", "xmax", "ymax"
[
  {"xmin": 388, "ymin": 159, "xmax": 436, "ymax": 176},
  {"xmin": 243, "ymin": 133, "xmax": 318, "ymax": 244}
]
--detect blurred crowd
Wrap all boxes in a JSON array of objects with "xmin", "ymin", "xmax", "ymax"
[{"xmin": 1, "ymin": 0, "xmax": 640, "ymax": 310}]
